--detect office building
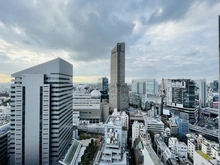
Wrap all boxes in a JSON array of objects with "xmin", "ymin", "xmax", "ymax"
[
  {"xmin": 94, "ymin": 109, "xmax": 128, "ymax": 165},
  {"xmin": 132, "ymin": 121, "xmax": 145, "ymax": 148},
  {"xmin": 109, "ymin": 43, "xmax": 129, "ymax": 111},
  {"xmin": 0, "ymin": 123, "xmax": 10, "ymax": 165},
  {"xmin": 73, "ymin": 90, "xmax": 102, "ymax": 123},
  {"xmin": 194, "ymin": 79, "xmax": 206, "ymax": 107},
  {"xmin": 213, "ymin": 80, "xmax": 219, "ymax": 92},
  {"xmin": 97, "ymin": 77, "xmax": 108, "ymax": 91},
  {"xmin": 131, "ymin": 79, "xmax": 158, "ymax": 95},
  {"xmin": 10, "ymin": 58, "xmax": 73, "ymax": 165},
  {"xmin": 162, "ymin": 79, "xmax": 196, "ymax": 108},
  {"xmin": 168, "ymin": 137, "xmax": 187, "ymax": 159},
  {"xmin": 175, "ymin": 117, "xmax": 189, "ymax": 139},
  {"xmin": 193, "ymin": 150, "xmax": 219, "ymax": 165},
  {"xmin": 143, "ymin": 116, "xmax": 164, "ymax": 134},
  {"xmin": 131, "ymin": 80, "xmax": 139, "ymax": 94},
  {"xmin": 162, "ymin": 78, "xmax": 197, "ymax": 123}
]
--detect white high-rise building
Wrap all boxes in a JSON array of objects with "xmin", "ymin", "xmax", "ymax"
[
  {"xmin": 131, "ymin": 121, "xmax": 145, "ymax": 148},
  {"xmin": 109, "ymin": 43, "xmax": 129, "ymax": 111},
  {"xmin": 194, "ymin": 78, "xmax": 206, "ymax": 107},
  {"xmin": 10, "ymin": 58, "xmax": 73, "ymax": 165}
]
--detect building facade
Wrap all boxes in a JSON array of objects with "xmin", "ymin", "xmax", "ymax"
[
  {"xmin": 10, "ymin": 58, "xmax": 73, "ymax": 165},
  {"xmin": 0, "ymin": 123, "xmax": 10, "ymax": 165},
  {"xmin": 131, "ymin": 79, "xmax": 158, "ymax": 95},
  {"xmin": 73, "ymin": 90, "xmax": 102, "ymax": 123},
  {"xmin": 194, "ymin": 79, "xmax": 206, "ymax": 108},
  {"xmin": 109, "ymin": 43, "xmax": 129, "ymax": 111},
  {"xmin": 97, "ymin": 77, "xmax": 108, "ymax": 92},
  {"xmin": 162, "ymin": 78, "xmax": 198, "ymax": 123}
]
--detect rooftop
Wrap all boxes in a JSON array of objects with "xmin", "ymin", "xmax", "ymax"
[
  {"xmin": 197, "ymin": 150, "xmax": 212, "ymax": 160},
  {"xmin": 145, "ymin": 145, "xmax": 163, "ymax": 165},
  {"xmin": 60, "ymin": 139, "xmax": 81, "ymax": 165}
]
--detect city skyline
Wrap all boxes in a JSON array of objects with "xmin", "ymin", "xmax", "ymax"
[{"xmin": 0, "ymin": 1, "xmax": 220, "ymax": 83}]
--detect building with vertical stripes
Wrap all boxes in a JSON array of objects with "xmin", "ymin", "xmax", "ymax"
[
  {"xmin": 10, "ymin": 58, "xmax": 73, "ymax": 165},
  {"xmin": 109, "ymin": 43, "xmax": 129, "ymax": 111}
]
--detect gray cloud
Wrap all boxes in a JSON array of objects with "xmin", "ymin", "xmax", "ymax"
[{"xmin": 0, "ymin": 0, "xmax": 219, "ymax": 83}]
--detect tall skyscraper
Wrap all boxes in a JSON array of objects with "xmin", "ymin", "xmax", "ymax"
[
  {"xmin": 10, "ymin": 58, "xmax": 73, "ymax": 165},
  {"xmin": 109, "ymin": 43, "xmax": 129, "ymax": 111}
]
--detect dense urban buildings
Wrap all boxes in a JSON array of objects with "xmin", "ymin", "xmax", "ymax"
[
  {"xmin": 162, "ymin": 78, "xmax": 197, "ymax": 123},
  {"xmin": 109, "ymin": 43, "xmax": 129, "ymax": 111},
  {"xmin": 10, "ymin": 58, "xmax": 73, "ymax": 165},
  {"xmin": 131, "ymin": 79, "xmax": 158, "ymax": 95}
]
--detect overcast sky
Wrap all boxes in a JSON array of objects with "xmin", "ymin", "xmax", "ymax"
[{"xmin": 0, "ymin": 0, "xmax": 219, "ymax": 83}]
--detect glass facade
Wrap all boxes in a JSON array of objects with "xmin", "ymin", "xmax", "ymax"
[
  {"xmin": 183, "ymin": 81, "xmax": 195, "ymax": 108},
  {"xmin": 97, "ymin": 77, "xmax": 108, "ymax": 91}
]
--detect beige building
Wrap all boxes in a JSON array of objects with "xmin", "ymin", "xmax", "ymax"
[{"xmin": 109, "ymin": 43, "xmax": 129, "ymax": 111}]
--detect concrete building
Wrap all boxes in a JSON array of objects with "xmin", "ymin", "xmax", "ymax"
[
  {"xmin": 131, "ymin": 80, "xmax": 139, "ymax": 94},
  {"xmin": 143, "ymin": 145, "xmax": 164, "ymax": 165},
  {"xmin": 154, "ymin": 134, "xmax": 179, "ymax": 165},
  {"xmin": 0, "ymin": 105, "xmax": 10, "ymax": 124},
  {"xmin": 73, "ymin": 90, "xmax": 102, "ymax": 123},
  {"xmin": 97, "ymin": 77, "xmax": 108, "ymax": 92},
  {"xmin": 143, "ymin": 116, "xmax": 164, "ymax": 134},
  {"xmin": 187, "ymin": 136, "xmax": 198, "ymax": 159},
  {"xmin": 166, "ymin": 120, "xmax": 178, "ymax": 136},
  {"xmin": 0, "ymin": 123, "xmax": 10, "ymax": 165},
  {"xmin": 162, "ymin": 78, "xmax": 198, "ymax": 123},
  {"xmin": 131, "ymin": 79, "xmax": 158, "ymax": 95},
  {"xmin": 131, "ymin": 121, "xmax": 145, "ymax": 148},
  {"xmin": 194, "ymin": 79, "xmax": 206, "ymax": 108},
  {"xmin": 201, "ymin": 139, "xmax": 220, "ymax": 161},
  {"xmin": 168, "ymin": 137, "xmax": 188, "ymax": 159},
  {"xmin": 101, "ymin": 102, "xmax": 110, "ymax": 122},
  {"xmin": 72, "ymin": 111, "xmax": 80, "ymax": 126},
  {"xmin": 175, "ymin": 117, "xmax": 189, "ymax": 139},
  {"xmin": 94, "ymin": 109, "xmax": 128, "ymax": 165},
  {"xmin": 213, "ymin": 80, "xmax": 219, "ymax": 92},
  {"xmin": 109, "ymin": 43, "xmax": 129, "ymax": 111},
  {"xmin": 193, "ymin": 150, "xmax": 219, "ymax": 165},
  {"xmin": 10, "ymin": 58, "xmax": 73, "ymax": 165}
]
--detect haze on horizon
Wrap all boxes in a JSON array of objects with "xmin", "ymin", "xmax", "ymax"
[{"xmin": 0, "ymin": 0, "xmax": 219, "ymax": 83}]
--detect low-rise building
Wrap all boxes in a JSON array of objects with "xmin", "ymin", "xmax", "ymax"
[
  {"xmin": 73, "ymin": 90, "xmax": 102, "ymax": 123},
  {"xmin": 201, "ymin": 139, "xmax": 220, "ymax": 161},
  {"xmin": 193, "ymin": 150, "xmax": 217, "ymax": 165},
  {"xmin": 132, "ymin": 121, "xmax": 145, "ymax": 148},
  {"xmin": 144, "ymin": 116, "xmax": 164, "ymax": 134},
  {"xmin": 94, "ymin": 109, "xmax": 128, "ymax": 165}
]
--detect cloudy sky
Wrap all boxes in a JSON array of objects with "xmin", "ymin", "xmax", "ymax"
[{"xmin": 0, "ymin": 0, "xmax": 219, "ymax": 83}]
